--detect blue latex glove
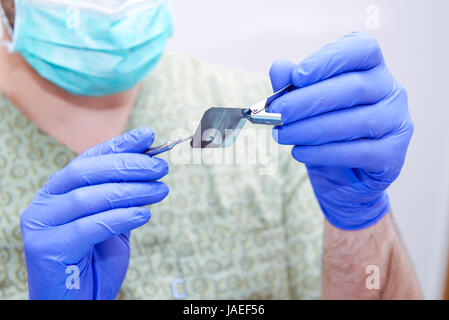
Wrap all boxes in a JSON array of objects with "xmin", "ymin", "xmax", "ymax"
[
  {"xmin": 269, "ymin": 32, "xmax": 414, "ymax": 230},
  {"xmin": 20, "ymin": 127, "xmax": 169, "ymax": 299}
]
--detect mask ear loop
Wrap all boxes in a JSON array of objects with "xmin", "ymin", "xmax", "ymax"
[{"xmin": 0, "ymin": 2, "xmax": 14, "ymax": 52}]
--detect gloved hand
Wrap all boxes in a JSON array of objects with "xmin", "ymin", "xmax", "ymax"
[
  {"xmin": 269, "ymin": 32, "xmax": 414, "ymax": 230},
  {"xmin": 20, "ymin": 127, "xmax": 169, "ymax": 299}
]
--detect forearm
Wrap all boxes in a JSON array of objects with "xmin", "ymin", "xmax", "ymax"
[{"xmin": 322, "ymin": 213, "xmax": 422, "ymax": 299}]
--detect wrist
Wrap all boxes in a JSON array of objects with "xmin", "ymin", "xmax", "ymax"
[
  {"xmin": 322, "ymin": 213, "xmax": 397, "ymax": 299},
  {"xmin": 324, "ymin": 213, "xmax": 396, "ymax": 258}
]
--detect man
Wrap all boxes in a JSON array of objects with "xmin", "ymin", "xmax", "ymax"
[{"xmin": 0, "ymin": 0, "xmax": 421, "ymax": 299}]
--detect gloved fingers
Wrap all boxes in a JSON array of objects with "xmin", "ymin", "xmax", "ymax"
[
  {"xmin": 93, "ymin": 234, "xmax": 131, "ymax": 273},
  {"xmin": 291, "ymin": 134, "xmax": 412, "ymax": 172},
  {"xmin": 269, "ymin": 63, "xmax": 395, "ymax": 125},
  {"xmin": 44, "ymin": 153, "xmax": 168, "ymax": 195},
  {"xmin": 274, "ymin": 93, "xmax": 405, "ymax": 146},
  {"xmin": 78, "ymin": 127, "xmax": 155, "ymax": 159},
  {"xmin": 291, "ymin": 32, "xmax": 384, "ymax": 88},
  {"xmin": 61, "ymin": 207, "xmax": 152, "ymax": 264},
  {"xmin": 121, "ymin": 232, "xmax": 131, "ymax": 241},
  {"xmin": 269, "ymin": 59, "xmax": 296, "ymax": 92},
  {"xmin": 41, "ymin": 181, "xmax": 169, "ymax": 226}
]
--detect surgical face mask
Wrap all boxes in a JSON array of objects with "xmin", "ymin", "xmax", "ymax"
[{"xmin": 0, "ymin": 0, "xmax": 173, "ymax": 96}]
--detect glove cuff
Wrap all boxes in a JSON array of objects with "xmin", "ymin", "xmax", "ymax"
[{"xmin": 321, "ymin": 191, "xmax": 390, "ymax": 231}]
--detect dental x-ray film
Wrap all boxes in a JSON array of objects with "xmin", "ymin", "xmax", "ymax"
[{"xmin": 191, "ymin": 107, "xmax": 248, "ymax": 149}]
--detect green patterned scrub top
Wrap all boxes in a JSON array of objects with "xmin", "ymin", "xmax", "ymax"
[{"xmin": 0, "ymin": 52, "xmax": 323, "ymax": 299}]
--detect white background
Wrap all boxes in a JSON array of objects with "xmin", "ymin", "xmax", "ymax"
[{"xmin": 167, "ymin": 0, "xmax": 449, "ymax": 299}]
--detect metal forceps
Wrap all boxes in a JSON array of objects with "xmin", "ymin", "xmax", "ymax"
[
  {"xmin": 244, "ymin": 83, "xmax": 295, "ymax": 125},
  {"xmin": 143, "ymin": 83, "xmax": 295, "ymax": 156}
]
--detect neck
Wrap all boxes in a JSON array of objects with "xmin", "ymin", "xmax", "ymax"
[{"xmin": 0, "ymin": 27, "xmax": 140, "ymax": 154}]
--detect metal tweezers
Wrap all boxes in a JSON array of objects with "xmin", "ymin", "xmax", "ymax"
[{"xmin": 144, "ymin": 135, "xmax": 193, "ymax": 157}]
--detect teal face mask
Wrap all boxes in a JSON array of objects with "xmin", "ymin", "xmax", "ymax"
[{"xmin": 0, "ymin": 0, "xmax": 173, "ymax": 96}]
